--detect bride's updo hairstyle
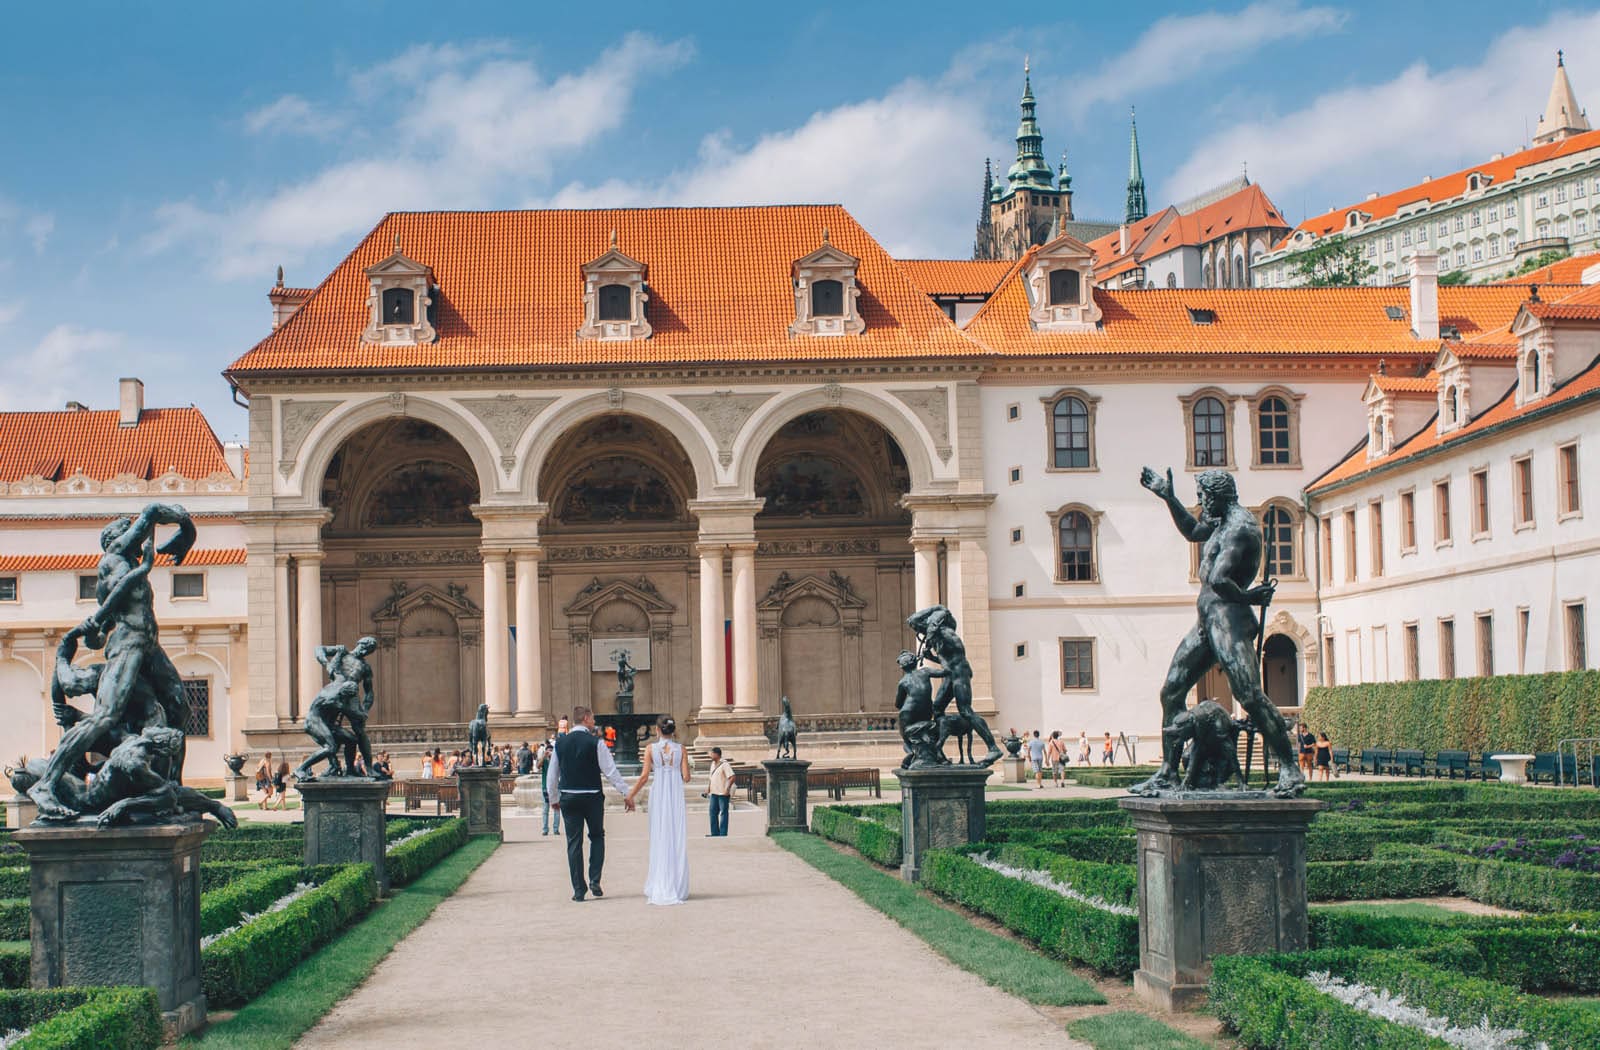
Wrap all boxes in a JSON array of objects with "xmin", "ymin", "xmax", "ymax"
[{"xmin": 657, "ymin": 715, "xmax": 676, "ymax": 737}]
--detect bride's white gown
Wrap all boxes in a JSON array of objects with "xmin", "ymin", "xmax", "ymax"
[{"xmin": 643, "ymin": 739, "xmax": 690, "ymax": 905}]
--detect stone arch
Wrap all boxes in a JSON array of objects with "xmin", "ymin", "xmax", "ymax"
[
  {"xmin": 522, "ymin": 392, "xmax": 717, "ymax": 502},
  {"xmin": 1264, "ymin": 609, "xmax": 1320, "ymax": 694},
  {"xmin": 295, "ymin": 395, "xmax": 501, "ymax": 509},
  {"xmin": 733, "ymin": 387, "xmax": 941, "ymax": 496},
  {"xmin": 172, "ymin": 647, "xmax": 231, "ymax": 690}
]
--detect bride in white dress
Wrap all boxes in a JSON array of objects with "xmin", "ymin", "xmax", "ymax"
[{"xmin": 626, "ymin": 715, "xmax": 690, "ymax": 905}]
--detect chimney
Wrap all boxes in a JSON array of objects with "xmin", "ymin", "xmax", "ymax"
[
  {"xmin": 1408, "ymin": 251, "xmax": 1440, "ymax": 341},
  {"xmin": 1118, "ymin": 223, "xmax": 1130, "ymax": 254},
  {"xmin": 1366, "ymin": 191, "xmax": 1380, "ymax": 201},
  {"xmin": 223, "ymin": 441, "xmax": 247, "ymax": 480},
  {"xmin": 64, "ymin": 400, "xmax": 89, "ymax": 412},
  {"xmin": 118, "ymin": 377, "xmax": 145, "ymax": 427}
]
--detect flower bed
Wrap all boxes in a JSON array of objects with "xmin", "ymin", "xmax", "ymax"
[
  {"xmin": 198, "ymin": 863, "xmax": 305, "ymax": 939},
  {"xmin": 386, "ymin": 817, "xmax": 468, "ymax": 887},
  {"xmin": 810, "ymin": 806, "xmax": 903, "ymax": 868},
  {"xmin": 0, "ymin": 988, "xmax": 161, "ymax": 1050}
]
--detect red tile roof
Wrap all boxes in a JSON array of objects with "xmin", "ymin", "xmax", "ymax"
[
  {"xmin": 894, "ymin": 259, "xmax": 1014, "ymax": 298},
  {"xmin": 0, "ymin": 408, "xmax": 230, "ymax": 484},
  {"xmin": 1370, "ymin": 374, "xmax": 1438, "ymax": 394},
  {"xmin": 227, "ymin": 206, "xmax": 985, "ymax": 376},
  {"xmin": 0, "ymin": 549, "xmax": 246, "ymax": 572},
  {"xmin": 1278, "ymin": 129, "xmax": 1600, "ymax": 249},
  {"xmin": 1492, "ymin": 252, "xmax": 1600, "ymax": 285}
]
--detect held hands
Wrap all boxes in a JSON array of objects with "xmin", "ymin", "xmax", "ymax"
[
  {"xmin": 1139, "ymin": 466, "xmax": 1175, "ymax": 500},
  {"xmin": 623, "ymin": 797, "xmax": 637, "ymax": 813}
]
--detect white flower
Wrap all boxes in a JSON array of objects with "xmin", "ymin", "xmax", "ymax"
[
  {"xmin": 201, "ymin": 882, "xmax": 316, "ymax": 949},
  {"xmin": 1303, "ymin": 971, "xmax": 1548, "ymax": 1050},
  {"xmin": 969, "ymin": 852, "xmax": 1137, "ymax": 916}
]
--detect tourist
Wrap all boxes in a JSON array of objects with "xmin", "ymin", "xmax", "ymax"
[
  {"xmin": 1102, "ymin": 732, "xmax": 1114, "ymax": 765},
  {"xmin": 1078, "ymin": 731, "xmax": 1091, "ymax": 765},
  {"xmin": 1315, "ymin": 731, "xmax": 1333, "ymax": 782},
  {"xmin": 704, "ymin": 746, "xmax": 734, "ymax": 837},
  {"xmin": 1297, "ymin": 723, "xmax": 1316, "ymax": 775},
  {"xmin": 516, "ymin": 741, "xmax": 534, "ymax": 776},
  {"xmin": 626, "ymin": 715, "xmax": 689, "ymax": 905},
  {"xmin": 1028, "ymin": 731, "xmax": 1045, "ymax": 788},
  {"xmin": 420, "ymin": 751, "xmax": 434, "ymax": 780},
  {"xmin": 1047, "ymin": 731, "xmax": 1067, "ymax": 786},
  {"xmin": 539, "ymin": 739, "xmax": 560, "ymax": 836},
  {"xmin": 371, "ymin": 751, "xmax": 393, "ymax": 779},
  {"xmin": 446, "ymin": 750, "xmax": 461, "ymax": 775},
  {"xmin": 430, "ymin": 749, "xmax": 446, "ymax": 779},
  {"xmin": 255, "ymin": 751, "xmax": 274, "ymax": 803},
  {"xmin": 272, "ymin": 760, "xmax": 290, "ymax": 810},
  {"xmin": 603, "ymin": 724, "xmax": 617, "ymax": 752}
]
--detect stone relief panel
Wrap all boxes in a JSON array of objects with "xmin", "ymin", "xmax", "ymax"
[
  {"xmin": 278, "ymin": 399, "xmax": 340, "ymax": 478},
  {"xmin": 673, "ymin": 391, "xmax": 775, "ymax": 467},
  {"xmin": 456, "ymin": 394, "xmax": 556, "ymax": 472},
  {"xmin": 890, "ymin": 387, "xmax": 952, "ymax": 462}
]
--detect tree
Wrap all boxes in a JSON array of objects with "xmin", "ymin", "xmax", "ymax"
[
  {"xmin": 1284, "ymin": 233, "xmax": 1378, "ymax": 287},
  {"xmin": 1511, "ymin": 249, "xmax": 1571, "ymax": 277},
  {"xmin": 1438, "ymin": 269, "xmax": 1471, "ymax": 286}
]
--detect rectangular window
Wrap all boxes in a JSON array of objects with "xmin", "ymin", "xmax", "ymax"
[
  {"xmin": 1369, "ymin": 501, "xmax": 1385, "ymax": 577},
  {"xmin": 77, "ymin": 574, "xmax": 98, "ymax": 601},
  {"xmin": 1343, "ymin": 509, "xmax": 1357, "ymax": 582},
  {"xmin": 1384, "ymin": 236, "xmax": 1394, "ymax": 251},
  {"xmin": 1014, "ymin": 643, "xmax": 1027, "ymax": 660},
  {"xmin": 1010, "ymin": 527, "xmax": 1023, "ymax": 544},
  {"xmin": 1008, "ymin": 466, "xmax": 1021, "ymax": 484},
  {"xmin": 172, "ymin": 572, "xmax": 205, "ymax": 599},
  {"xmin": 1577, "ymin": 181, "xmax": 1587, "ymax": 198},
  {"xmin": 1006, "ymin": 403, "xmax": 1020, "ymax": 421},
  {"xmin": 1580, "ymin": 217, "xmax": 1591, "ymax": 236},
  {"xmin": 1439, "ymin": 618, "xmax": 1457, "ymax": 679},
  {"xmin": 1472, "ymin": 247, "xmax": 1483, "ymax": 263},
  {"xmin": 0, "ymin": 577, "xmax": 15, "ymax": 603},
  {"xmin": 1487, "ymin": 206, "xmax": 1498, "ymax": 220},
  {"xmin": 183, "ymin": 679, "xmax": 212, "ymax": 738},
  {"xmin": 1537, "ymin": 193, "xmax": 1550, "ymax": 207},
  {"xmin": 1513, "ymin": 455, "xmax": 1534, "ymax": 527},
  {"xmin": 1402, "ymin": 229, "xmax": 1412, "ymax": 246},
  {"xmin": 1437, "ymin": 221, "xmax": 1449, "ymax": 237},
  {"xmin": 1472, "ymin": 469, "xmax": 1490, "ymax": 536},
  {"xmin": 1400, "ymin": 490, "xmax": 1417, "ymax": 551},
  {"xmin": 1455, "ymin": 250, "xmax": 1467, "ymax": 267},
  {"xmin": 1320, "ymin": 516, "xmax": 1334, "ymax": 580},
  {"xmin": 1556, "ymin": 185, "xmax": 1568, "ymax": 203},
  {"xmin": 1435, "ymin": 480, "xmax": 1452, "ymax": 544},
  {"xmin": 1454, "ymin": 216, "xmax": 1465, "ymax": 232},
  {"xmin": 1560, "ymin": 443, "xmax": 1582, "ymax": 516},
  {"xmin": 1567, "ymin": 603, "xmax": 1589, "ymax": 670},
  {"xmin": 1322, "ymin": 633, "xmax": 1337, "ymax": 685},
  {"xmin": 1012, "ymin": 582, "xmax": 1025, "ymax": 598},
  {"xmin": 1476, "ymin": 613, "xmax": 1494, "ymax": 676},
  {"xmin": 1517, "ymin": 607, "xmax": 1531, "ymax": 673},
  {"xmin": 1404, "ymin": 622, "xmax": 1421, "ymax": 681},
  {"xmin": 1060, "ymin": 638, "xmax": 1095, "ymax": 690},
  {"xmin": 1471, "ymin": 210, "xmax": 1482, "ymax": 227}
]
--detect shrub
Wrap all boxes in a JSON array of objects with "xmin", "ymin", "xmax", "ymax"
[
  {"xmin": 1306, "ymin": 858, "xmax": 1458, "ymax": 901},
  {"xmin": 920, "ymin": 849, "xmax": 1138, "ymax": 975},
  {"xmin": 200, "ymin": 863, "xmax": 377, "ymax": 1007},
  {"xmin": 811, "ymin": 806, "xmax": 903, "ymax": 868},
  {"xmin": 0, "ymin": 988, "xmax": 161, "ymax": 1050},
  {"xmin": 199, "ymin": 859, "xmax": 287, "ymax": 893},
  {"xmin": 0, "ymin": 899, "xmax": 28, "ymax": 941},
  {"xmin": 198, "ymin": 864, "xmax": 304, "ymax": 937},
  {"xmin": 983, "ymin": 826, "xmax": 1136, "ymax": 864},
  {"xmin": 0, "ymin": 945, "xmax": 26, "ymax": 989},
  {"xmin": 956, "ymin": 843, "xmax": 1137, "ymax": 909},
  {"xmin": 386, "ymin": 817, "xmax": 469, "ymax": 887}
]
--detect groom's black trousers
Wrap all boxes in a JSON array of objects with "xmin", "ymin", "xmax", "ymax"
[{"xmin": 560, "ymin": 791, "xmax": 605, "ymax": 896}]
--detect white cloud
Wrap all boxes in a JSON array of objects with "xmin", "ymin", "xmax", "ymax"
[
  {"xmin": 244, "ymin": 94, "xmax": 342, "ymax": 138},
  {"xmin": 1164, "ymin": 11, "xmax": 1600, "ymax": 209},
  {"xmin": 1071, "ymin": 3, "xmax": 1346, "ymax": 116},
  {"xmin": 147, "ymin": 34, "xmax": 692, "ymax": 279},
  {"xmin": 0, "ymin": 301, "xmax": 20, "ymax": 328},
  {"xmin": 0, "ymin": 196, "xmax": 54, "ymax": 254},
  {"xmin": 0, "ymin": 325, "xmax": 124, "ymax": 411}
]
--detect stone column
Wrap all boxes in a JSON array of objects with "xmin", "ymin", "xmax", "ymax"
[
  {"xmin": 273, "ymin": 554, "xmax": 292, "ymax": 723},
  {"xmin": 513, "ymin": 550, "xmax": 543, "ymax": 721},
  {"xmin": 730, "ymin": 543, "xmax": 759, "ymax": 711},
  {"xmin": 911, "ymin": 539, "xmax": 941, "ymax": 610},
  {"xmin": 697, "ymin": 545, "xmax": 726, "ymax": 716},
  {"xmin": 946, "ymin": 535, "xmax": 997, "ymax": 716},
  {"xmin": 482, "ymin": 551, "xmax": 510, "ymax": 716},
  {"xmin": 295, "ymin": 552, "xmax": 324, "ymax": 716}
]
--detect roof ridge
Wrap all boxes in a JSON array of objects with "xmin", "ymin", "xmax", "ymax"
[{"xmin": 381, "ymin": 203, "xmax": 850, "ymax": 217}]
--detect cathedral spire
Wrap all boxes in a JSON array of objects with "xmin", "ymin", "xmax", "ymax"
[
  {"xmin": 974, "ymin": 159, "xmax": 997, "ymax": 260},
  {"xmin": 1007, "ymin": 59, "xmax": 1055, "ymax": 191},
  {"xmin": 1534, "ymin": 49, "xmax": 1591, "ymax": 145},
  {"xmin": 1124, "ymin": 107, "xmax": 1148, "ymax": 224}
]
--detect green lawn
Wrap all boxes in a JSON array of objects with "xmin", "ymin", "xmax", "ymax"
[
  {"xmin": 1313, "ymin": 901, "xmax": 1469, "ymax": 920},
  {"xmin": 1067, "ymin": 1012, "xmax": 1210, "ymax": 1050},
  {"xmin": 774, "ymin": 831, "xmax": 1104, "ymax": 1007},
  {"xmin": 184, "ymin": 835, "xmax": 497, "ymax": 1049}
]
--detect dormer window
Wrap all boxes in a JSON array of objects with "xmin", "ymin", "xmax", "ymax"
[
  {"xmin": 1519, "ymin": 340, "xmax": 1551, "ymax": 405},
  {"xmin": 361, "ymin": 236, "xmax": 436, "ymax": 346},
  {"xmin": 789, "ymin": 232, "xmax": 864, "ymax": 337},
  {"xmin": 1025, "ymin": 232, "xmax": 1102, "ymax": 334},
  {"xmin": 578, "ymin": 232, "xmax": 651, "ymax": 341}
]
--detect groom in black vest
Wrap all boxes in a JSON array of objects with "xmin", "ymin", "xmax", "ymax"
[{"xmin": 546, "ymin": 705, "xmax": 635, "ymax": 901}]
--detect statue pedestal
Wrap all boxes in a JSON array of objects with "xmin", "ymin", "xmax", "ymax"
[
  {"xmin": 13, "ymin": 820, "xmax": 212, "ymax": 1037},
  {"xmin": 512, "ymin": 774, "xmax": 542, "ymax": 815},
  {"xmin": 762, "ymin": 759, "xmax": 811, "ymax": 834},
  {"xmin": 1119, "ymin": 796, "xmax": 1325, "ymax": 1011},
  {"xmin": 224, "ymin": 772, "xmax": 251, "ymax": 803},
  {"xmin": 899, "ymin": 766, "xmax": 990, "ymax": 882},
  {"xmin": 300, "ymin": 778, "xmax": 390, "ymax": 894},
  {"xmin": 998, "ymin": 756, "xmax": 1027, "ymax": 784},
  {"xmin": 455, "ymin": 767, "xmax": 503, "ymax": 837},
  {"xmin": 6, "ymin": 793, "xmax": 36, "ymax": 829}
]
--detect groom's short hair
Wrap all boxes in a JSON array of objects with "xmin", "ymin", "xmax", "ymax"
[{"xmin": 571, "ymin": 705, "xmax": 592, "ymax": 723}]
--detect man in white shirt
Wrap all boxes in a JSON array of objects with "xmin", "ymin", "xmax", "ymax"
[
  {"xmin": 704, "ymin": 746, "xmax": 735, "ymax": 837},
  {"xmin": 546, "ymin": 706, "xmax": 634, "ymax": 901}
]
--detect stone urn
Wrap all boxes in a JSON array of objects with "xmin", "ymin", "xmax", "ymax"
[
  {"xmin": 513, "ymin": 774, "xmax": 543, "ymax": 814},
  {"xmin": 222, "ymin": 753, "xmax": 247, "ymax": 775},
  {"xmin": 1003, "ymin": 734, "xmax": 1024, "ymax": 758}
]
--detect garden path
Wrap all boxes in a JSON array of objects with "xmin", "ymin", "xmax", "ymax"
[{"xmin": 294, "ymin": 801, "xmax": 1089, "ymax": 1049}]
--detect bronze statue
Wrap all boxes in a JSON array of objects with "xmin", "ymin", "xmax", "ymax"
[
  {"xmin": 895, "ymin": 650, "xmax": 942, "ymax": 768},
  {"xmin": 774, "ymin": 695, "xmax": 798, "ymax": 760},
  {"xmin": 467, "ymin": 702, "xmax": 492, "ymax": 765},
  {"xmin": 10, "ymin": 727, "xmax": 236, "ymax": 830},
  {"xmin": 1131, "ymin": 467, "xmax": 1303, "ymax": 798},
  {"xmin": 314, "ymin": 637, "xmax": 378, "ymax": 775},
  {"xmin": 1163, "ymin": 701, "xmax": 1247, "ymax": 791},
  {"xmin": 293, "ymin": 680, "xmax": 363, "ymax": 780},
  {"xmin": 612, "ymin": 649, "xmax": 637, "ymax": 698},
  {"xmin": 907, "ymin": 605, "xmax": 1001, "ymax": 767}
]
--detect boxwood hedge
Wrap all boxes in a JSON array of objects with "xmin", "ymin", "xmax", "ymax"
[
  {"xmin": 810, "ymin": 806, "xmax": 903, "ymax": 868},
  {"xmin": 386, "ymin": 817, "xmax": 469, "ymax": 887},
  {"xmin": 0, "ymin": 988, "xmax": 161, "ymax": 1050}
]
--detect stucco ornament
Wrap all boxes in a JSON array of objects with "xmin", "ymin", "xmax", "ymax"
[{"xmin": 674, "ymin": 391, "xmax": 774, "ymax": 466}]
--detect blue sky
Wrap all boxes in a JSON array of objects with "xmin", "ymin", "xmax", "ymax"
[{"xmin": 0, "ymin": 1, "xmax": 1593, "ymax": 435}]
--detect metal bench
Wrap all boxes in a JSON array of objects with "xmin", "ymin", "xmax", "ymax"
[
  {"xmin": 1426, "ymin": 750, "xmax": 1470, "ymax": 779},
  {"xmin": 1387, "ymin": 749, "xmax": 1426, "ymax": 777},
  {"xmin": 1358, "ymin": 748, "xmax": 1391, "ymax": 775},
  {"xmin": 1330, "ymin": 748, "xmax": 1351, "ymax": 774},
  {"xmin": 1476, "ymin": 752, "xmax": 1504, "ymax": 781}
]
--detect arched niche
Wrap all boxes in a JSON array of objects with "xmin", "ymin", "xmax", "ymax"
[
  {"xmin": 757, "ymin": 572, "xmax": 867, "ymax": 716},
  {"xmin": 562, "ymin": 576, "xmax": 676, "ymax": 714},
  {"xmin": 539, "ymin": 416, "xmax": 697, "ymax": 533},
  {"xmin": 734, "ymin": 387, "xmax": 941, "ymax": 496},
  {"xmin": 369, "ymin": 582, "xmax": 483, "ymax": 726},
  {"xmin": 522, "ymin": 394, "xmax": 717, "ymax": 502},
  {"xmin": 294, "ymin": 395, "xmax": 500, "ymax": 508}
]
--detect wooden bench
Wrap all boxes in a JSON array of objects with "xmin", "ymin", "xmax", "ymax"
[
  {"xmin": 835, "ymin": 767, "xmax": 882, "ymax": 799},
  {"xmin": 399, "ymin": 779, "xmax": 461, "ymax": 814}
]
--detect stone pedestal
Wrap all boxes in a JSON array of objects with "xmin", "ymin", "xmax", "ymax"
[
  {"xmin": 762, "ymin": 759, "xmax": 811, "ymax": 834},
  {"xmin": 13, "ymin": 820, "xmax": 211, "ymax": 1037},
  {"xmin": 899, "ymin": 766, "xmax": 990, "ymax": 882},
  {"xmin": 456, "ymin": 767, "xmax": 504, "ymax": 837},
  {"xmin": 998, "ymin": 756, "xmax": 1027, "ymax": 784},
  {"xmin": 224, "ymin": 772, "xmax": 251, "ymax": 803},
  {"xmin": 6, "ymin": 793, "xmax": 36, "ymax": 830},
  {"xmin": 299, "ymin": 777, "xmax": 390, "ymax": 894},
  {"xmin": 1119, "ymin": 795, "xmax": 1326, "ymax": 1011},
  {"xmin": 512, "ymin": 774, "xmax": 542, "ymax": 814}
]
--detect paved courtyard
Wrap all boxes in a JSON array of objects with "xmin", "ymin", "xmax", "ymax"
[{"xmin": 296, "ymin": 803, "xmax": 1088, "ymax": 1049}]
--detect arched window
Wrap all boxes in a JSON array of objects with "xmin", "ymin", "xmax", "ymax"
[
  {"xmin": 1192, "ymin": 396, "xmax": 1228, "ymax": 466},
  {"xmin": 382, "ymin": 287, "xmax": 415, "ymax": 325},
  {"xmin": 1443, "ymin": 385, "xmax": 1459, "ymax": 424},
  {"xmin": 1233, "ymin": 256, "xmax": 1245, "ymax": 287},
  {"xmin": 1048, "ymin": 268, "xmax": 1080, "ymax": 306},
  {"xmin": 811, "ymin": 279, "xmax": 844, "ymax": 317},
  {"xmin": 1201, "ymin": 262, "xmax": 1213, "ymax": 287},
  {"xmin": 1261, "ymin": 504, "xmax": 1298, "ymax": 579},
  {"xmin": 1166, "ymin": 272, "xmax": 1177, "ymax": 288},
  {"xmin": 597, "ymin": 284, "xmax": 632, "ymax": 321},
  {"xmin": 1257, "ymin": 396, "xmax": 1292, "ymax": 465},
  {"xmin": 1057, "ymin": 510, "xmax": 1096, "ymax": 582},
  {"xmin": 1052, "ymin": 397, "xmax": 1091, "ymax": 469}
]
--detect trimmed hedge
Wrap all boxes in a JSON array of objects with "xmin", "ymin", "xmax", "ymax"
[
  {"xmin": 201, "ymin": 863, "xmax": 378, "ymax": 1007},
  {"xmin": 1303, "ymin": 669, "xmax": 1600, "ymax": 752},
  {"xmin": 1305, "ymin": 858, "xmax": 1459, "ymax": 901},
  {"xmin": 1211, "ymin": 949, "xmax": 1600, "ymax": 1050},
  {"xmin": 0, "ymin": 899, "xmax": 27, "ymax": 941},
  {"xmin": 810, "ymin": 806, "xmax": 904, "ymax": 868},
  {"xmin": 387, "ymin": 817, "xmax": 469, "ymax": 887},
  {"xmin": 959, "ymin": 842, "xmax": 1137, "ymax": 909},
  {"xmin": 0, "ymin": 988, "xmax": 162, "ymax": 1050},
  {"xmin": 0, "ymin": 946, "xmax": 25, "ymax": 990},
  {"xmin": 920, "ymin": 849, "xmax": 1138, "ymax": 975},
  {"xmin": 199, "ymin": 863, "xmax": 304, "ymax": 937}
]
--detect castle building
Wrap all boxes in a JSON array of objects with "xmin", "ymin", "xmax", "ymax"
[{"xmin": 1257, "ymin": 54, "xmax": 1600, "ymax": 287}]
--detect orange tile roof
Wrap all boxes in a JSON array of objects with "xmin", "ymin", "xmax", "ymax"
[
  {"xmin": 1450, "ymin": 342, "xmax": 1519, "ymax": 359},
  {"xmin": 1085, "ymin": 184, "xmax": 1290, "ymax": 281},
  {"xmin": 894, "ymin": 259, "xmax": 1013, "ymax": 298},
  {"xmin": 1370, "ymin": 374, "xmax": 1438, "ymax": 394},
  {"xmin": 0, "ymin": 408, "xmax": 230, "ymax": 484},
  {"xmin": 1278, "ymin": 129, "xmax": 1600, "ymax": 248},
  {"xmin": 227, "ymin": 206, "xmax": 985, "ymax": 376},
  {"xmin": 0, "ymin": 549, "xmax": 246, "ymax": 572},
  {"xmin": 964, "ymin": 259, "xmax": 1555, "ymax": 358},
  {"xmin": 1493, "ymin": 252, "xmax": 1600, "ymax": 285}
]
